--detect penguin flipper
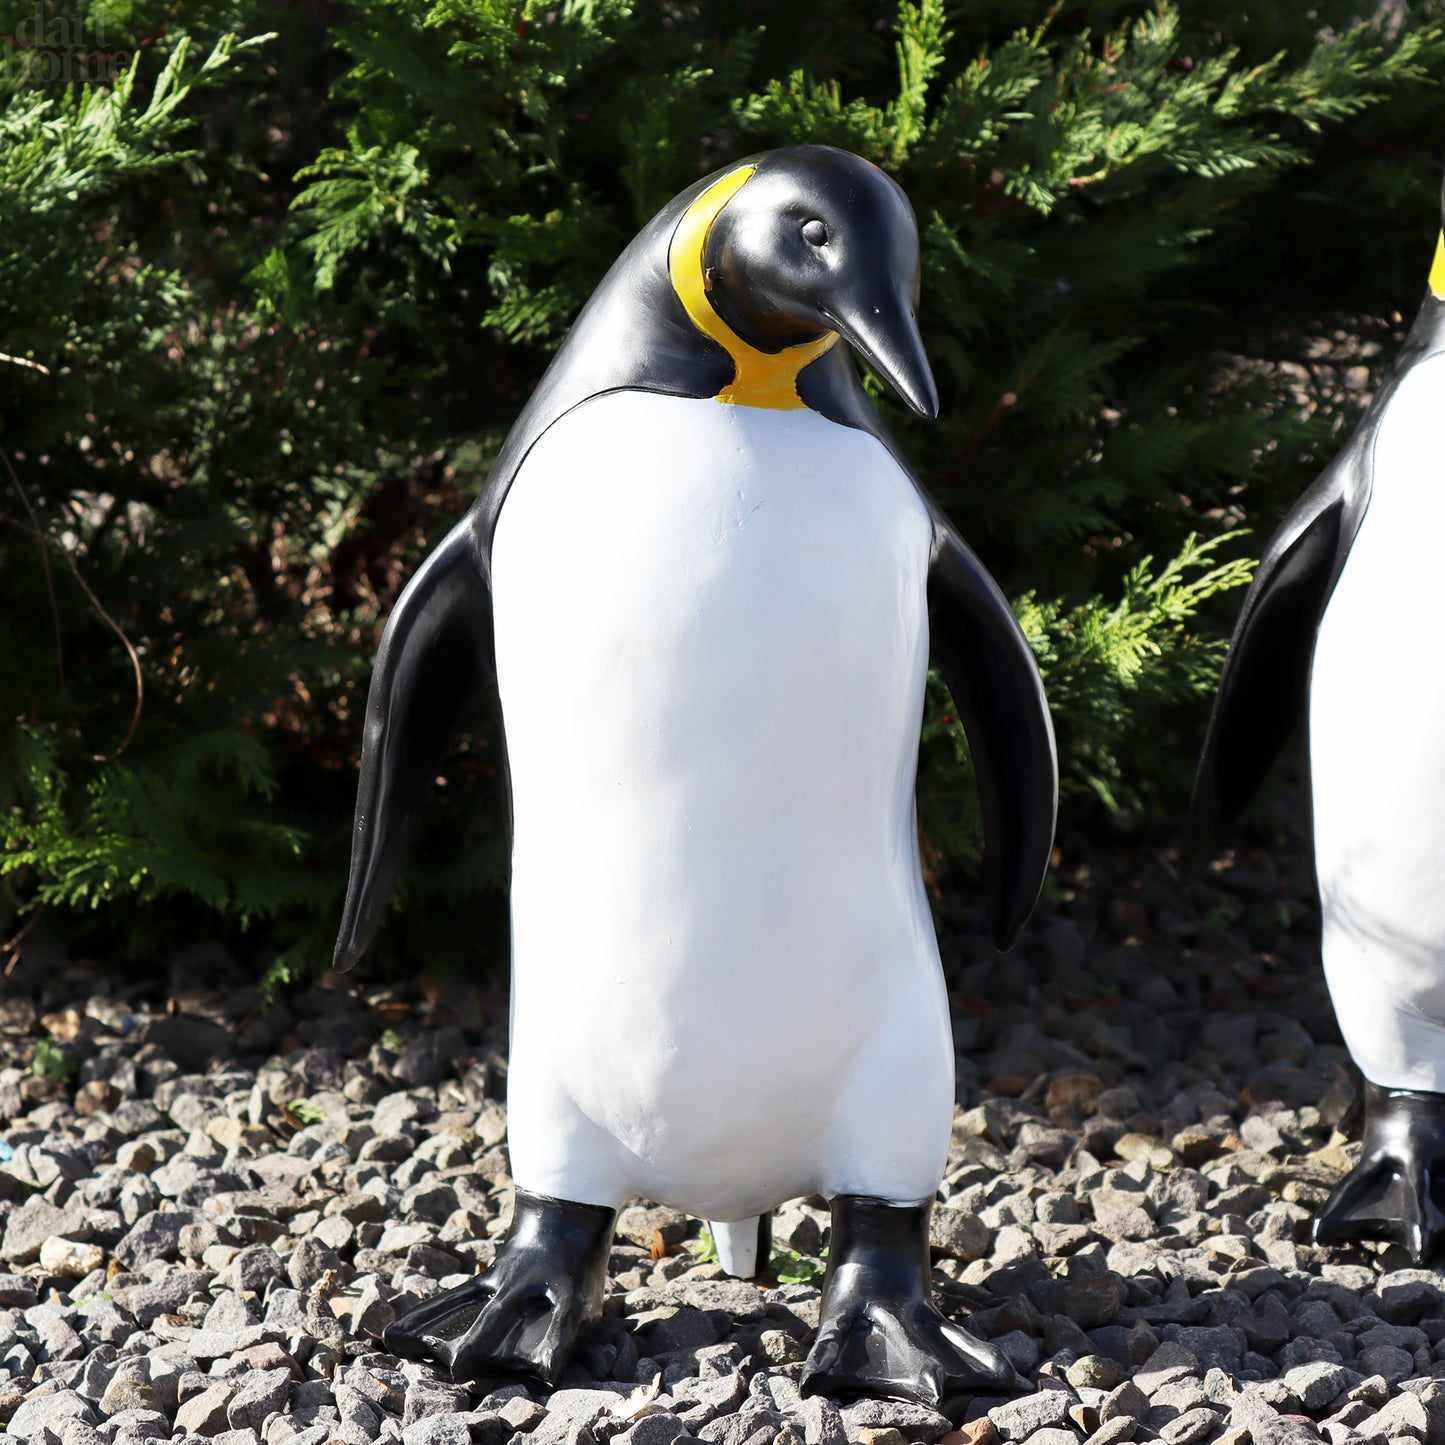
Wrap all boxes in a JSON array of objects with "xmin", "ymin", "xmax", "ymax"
[
  {"xmin": 333, "ymin": 516, "xmax": 494, "ymax": 971},
  {"xmin": 926, "ymin": 514, "xmax": 1058, "ymax": 951},
  {"xmin": 1313, "ymin": 1082, "xmax": 1445, "ymax": 1265},
  {"xmin": 1185, "ymin": 465, "xmax": 1354, "ymax": 866}
]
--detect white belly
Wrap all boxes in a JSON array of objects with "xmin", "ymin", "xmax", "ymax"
[
  {"xmin": 1310, "ymin": 352, "xmax": 1445, "ymax": 1090},
  {"xmin": 490, "ymin": 392, "xmax": 953, "ymax": 1216}
]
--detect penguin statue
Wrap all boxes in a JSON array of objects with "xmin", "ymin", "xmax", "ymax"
[
  {"xmin": 333, "ymin": 145, "xmax": 1058, "ymax": 1415},
  {"xmin": 1189, "ymin": 175, "xmax": 1445, "ymax": 1263}
]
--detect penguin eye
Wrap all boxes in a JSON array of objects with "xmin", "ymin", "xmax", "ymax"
[{"xmin": 801, "ymin": 219, "xmax": 828, "ymax": 248}]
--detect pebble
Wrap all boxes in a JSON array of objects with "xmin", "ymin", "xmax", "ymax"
[{"xmin": 0, "ymin": 829, "xmax": 1427, "ymax": 1443}]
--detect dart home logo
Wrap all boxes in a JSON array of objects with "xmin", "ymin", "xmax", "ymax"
[{"xmin": 1, "ymin": 2, "xmax": 130, "ymax": 82}]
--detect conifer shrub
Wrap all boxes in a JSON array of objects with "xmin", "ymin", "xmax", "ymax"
[{"xmin": 2, "ymin": 0, "xmax": 1443, "ymax": 969}]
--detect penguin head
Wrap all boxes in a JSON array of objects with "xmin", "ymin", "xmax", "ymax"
[{"xmin": 696, "ymin": 146, "xmax": 939, "ymax": 417}]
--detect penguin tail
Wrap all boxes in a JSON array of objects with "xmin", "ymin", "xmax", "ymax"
[{"xmin": 333, "ymin": 517, "xmax": 495, "ymax": 971}]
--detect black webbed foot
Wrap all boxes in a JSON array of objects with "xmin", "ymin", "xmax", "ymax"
[
  {"xmin": 799, "ymin": 1196, "xmax": 1020, "ymax": 1422},
  {"xmin": 1313, "ymin": 1082, "xmax": 1445, "ymax": 1264},
  {"xmin": 383, "ymin": 1189, "xmax": 616, "ymax": 1385}
]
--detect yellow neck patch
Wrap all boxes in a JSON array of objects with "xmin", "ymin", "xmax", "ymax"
[
  {"xmin": 668, "ymin": 165, "xmax": 837, "ymax": 410},
  {"xmin": 1430, "ymin": 230, "xmax": 1445, "ymax": 301}
]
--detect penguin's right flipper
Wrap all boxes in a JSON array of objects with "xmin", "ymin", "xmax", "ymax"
[
  {"xmin": 333, "ymin": 517, "xmax": 494, "ymax": 971},
  {"xmin": 1313, "ymin": 1082, "xmax": 1445, "ymax": 1265},
  {"xmin": 1185, "ymin": 452, "xmax": 1363, "ymax": 865},
  {"xmin": 926, "ymin": 512, "xmax": 1057, "ymax": 951}
]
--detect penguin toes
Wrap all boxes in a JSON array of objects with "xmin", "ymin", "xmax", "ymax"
[
  {"xmin": 1313, "ymin": 1152, "xmax": 1445, "ymax": 1264},
  {"xmin": 383, "ymin": 1270, "xmax": 582, "ymax": 1386},
  {"xmin": 800, "ymin": 1296, "xmax": 1018, "ymax": 1419},
  {"xmin": 383, "ymin": 1274, "xmax": 495, "ymax": 1360}
]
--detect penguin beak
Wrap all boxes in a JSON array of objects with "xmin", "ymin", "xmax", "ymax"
[{"xmin": 821, "ymin": 282, "xmax": 939, "ymax": 419}]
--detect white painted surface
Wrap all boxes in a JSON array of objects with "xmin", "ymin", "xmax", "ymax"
[
  {"xmin": 709, "ymin": 1217, "xmax": 761, "ymax": 1278},
  {"xmin": 1311, "ymin": 352, "xmax": 1445, "ymax": 1091},
  {"xmin": 491, "ymin": 391, "xmax": 953, "ymax": 1222}
]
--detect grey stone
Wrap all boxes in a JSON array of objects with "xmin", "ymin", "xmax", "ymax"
[
  {"xmin": 1378, "ymin": 1277, "xmax": 1444, "ymax": 1325},
  {"xmin": 1067, "ymin": 1355, "xmax": 1127, "ymax": 1392},
  {"xmin": 102, "ymin": 1405, "xmax": 170, "ymax": 1439},
  {"xmin": 1, "ymin": 1199, "xmax": 71, "ymax": 1265},
  {"xmin": 1358, "ymin": 1344, "xmax": 1415, "ymax": 1384},
  {"xmin": 1100, "ymin": 1381, "xmax": 1150, "ymax": 1424},
  {"xmin": 0, "ymin": 1272, "xmax": 40, "ymax": 1307},
  {"xmin": 1283, "ymin": 1361, "xmax": 1359, "ymax": 1413},
  {"xmin": 794, "ymin": 1395, "xmax": 846, "ymax": 1445},
  {"xmin": 113, "ymin": 1209, "xmax": 198, "ymax": 1268},
  {"xmin": 615, "ymin": 1416, "xmax": 689, "ymax": 1445},
  {"xmin": 1157, "ymin": 1406, "xmax": 1221, "ymax": 1445},
  {"xmin": 645, "ymin": 1309, "xmax": 720, "ymax": 1355},
  {"xmin": 1364, "ymin": 1392, "xmax": 1430, "ymax": 1442},
  {"xmin": 929, "ymin": 1206, "xmax": 990, "ymax": 1261},
  {"xmin": 287, "ymin": 1236, "xmax": 343, "ymax": 1292},
  {"xmin": 8, "ymin": 1388, "xmax": 99, "ymax": 1441},
  {"xmin": 113, "ymin": 1270, "xmax": 212, "ymax": 1326},
  {"xmin": 401, "ymin": 1382, "xmax": 470, "ymax": 1426},
  {"xmin": 987, "ymin": 1390, "xmax": 1075, "ymax": 1441},
  {"xmin": 98, "ymin": 1374, "xmax": 163, "ymax": 1416},
  {"xmin": 499, "ymin": 1396, "xmax": 547, "ymax": 1430},
  {"xmin": 836, "ymin": 1398, "xmax": 952, "ymax": 1441},
  {"xmin": 228, "ymin": 1245, "xmax": 285, "ymax": 1295},
  {"xmin": 174, "ymin": 1325, "xmax": 278, "ymax": 1359},
  {"xmin": 335, "ymin": 1383, "xmax": 381, "ymax": 1436},
  {"xmin": 225, "ymin": 1367, "xmax": 292, "ymax": 1432},
  {"xmin": 401, "ymin": 1417, "xmax": 473, "ymax": 1445},
  {"xmin": 616, "ymin": 1204, "xmax": 689, "ymax": 1250},
  {"xmin": 175, "ymin": 1383, "xmax": 236, "ymax": 1435},
  {"xmin": 673, "ymin": 1279, "xmax": 767, "ymax": 1322},
  {"xmin": 58, "ymin": 1423, "xmax": 105, "ymax": 1445},
  {"xmin": 1161, "ymin": 1324, "xmax": 1243, "ymax": 1372},
  {"xmin": 1135, "ymin": 1342, "xmax": 1200, "ymax": 1396},
  {"xmin": 205, "ymin": 1291, "xmax": 256, "ymax": 1332},
  {"xmin": 1032, "ymin": 1268, "xmax": 1127, "ymax": 1329},
  {"xmin": 994, "ymin": 1330, "xmax": 1040, "ymax": 1374}
]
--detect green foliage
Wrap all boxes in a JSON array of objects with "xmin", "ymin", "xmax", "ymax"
[
  {"xmin": 286, "ymin": 1097, "xmax": 327, "ymax": 1126},
  {"xmin": 3, "ymin": 0, "xmax": 1444, "ymax": 961},
  {"xmin": 919, "ymin": 535, "xmax": 1255, "ymax": 859},
  {"xmin": 690, "ymin": 1229, "xmax": 718, "ymax": 1265},
  {"xmin": 771, "ymin": 1246, "xmax": 828, "ymax": 1285},
  {"xmin": 29, "ymin": 1039, "xmax": 72, "ymax": 1082}
]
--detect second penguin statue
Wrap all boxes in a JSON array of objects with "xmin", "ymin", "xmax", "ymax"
[{"xmin": 333, "ymin": 146, "xmax": 1058, "ymax": 1416}]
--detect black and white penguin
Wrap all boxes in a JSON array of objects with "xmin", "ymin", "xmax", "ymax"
[
  {"xmin": 333, "ymin": 145, "xmax": 1058, "ymax": 1414},
  {"xmin": 1189, "ymin": 177, "xmax": 1445, "ymax": 1262}
]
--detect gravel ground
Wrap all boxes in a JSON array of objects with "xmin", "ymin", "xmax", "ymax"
[{"xmin": 0, "ymin": 814, "xmax": 1435, "ymax": 1445}]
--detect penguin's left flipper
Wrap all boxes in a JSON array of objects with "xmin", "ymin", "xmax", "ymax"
[
  {"xmin": 1313, "ymin": 1082, "xmax": 1445, "ymax": 1265},
  {"xmin": 384, "ymin": 1190, "xmax": 616, "ymax": 1385},
  {"xmin": 333, "ymin": 516, "xmax": 495, "ymax": 971},
  {"xmin": 926, "ymin": 512, "xmax": 1057, "ymax": 950},
  {"xmin": 1185, "ymin": 449, "xmax": 1364, "ymax": 866}
]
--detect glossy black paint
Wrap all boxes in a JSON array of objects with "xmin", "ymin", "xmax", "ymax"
[
  {"xmin": 1185, "ymin": 288, "xmax": 1445, "ymax": 865},
  {"xmin": 1314, "ymin": 1082, "xmax": 1445, "ymax": 1263},
  {"xmin": 801, "ymin": 1196, "xmax": 1019, "ymax": 1422},
  {"xmin": 927, "ymin": 505, "xmax": 1056, "ymax": 949},
  {"xmin": 335, "ymin": 520, "xmax": 493, "ymax": 970},
  {"xmin": 383, "ymin": 1188, "xmax": 616, "ymax": 1385},
  {"xmin": 703, "ymin": 151, "xmax": 938, "ymax": 417},
  {"xmin": 333, "ymin": 144, "xmax": 1056, "ymax": 972}
]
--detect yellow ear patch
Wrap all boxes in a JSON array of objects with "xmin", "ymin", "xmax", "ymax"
[
  {"xmin": 668, "ymin": 166, "xmax": 837, "ymax": 410},
  {"xmin": 1430, "ymin": 230, "xmax": 1445, "ymax": 301}
]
